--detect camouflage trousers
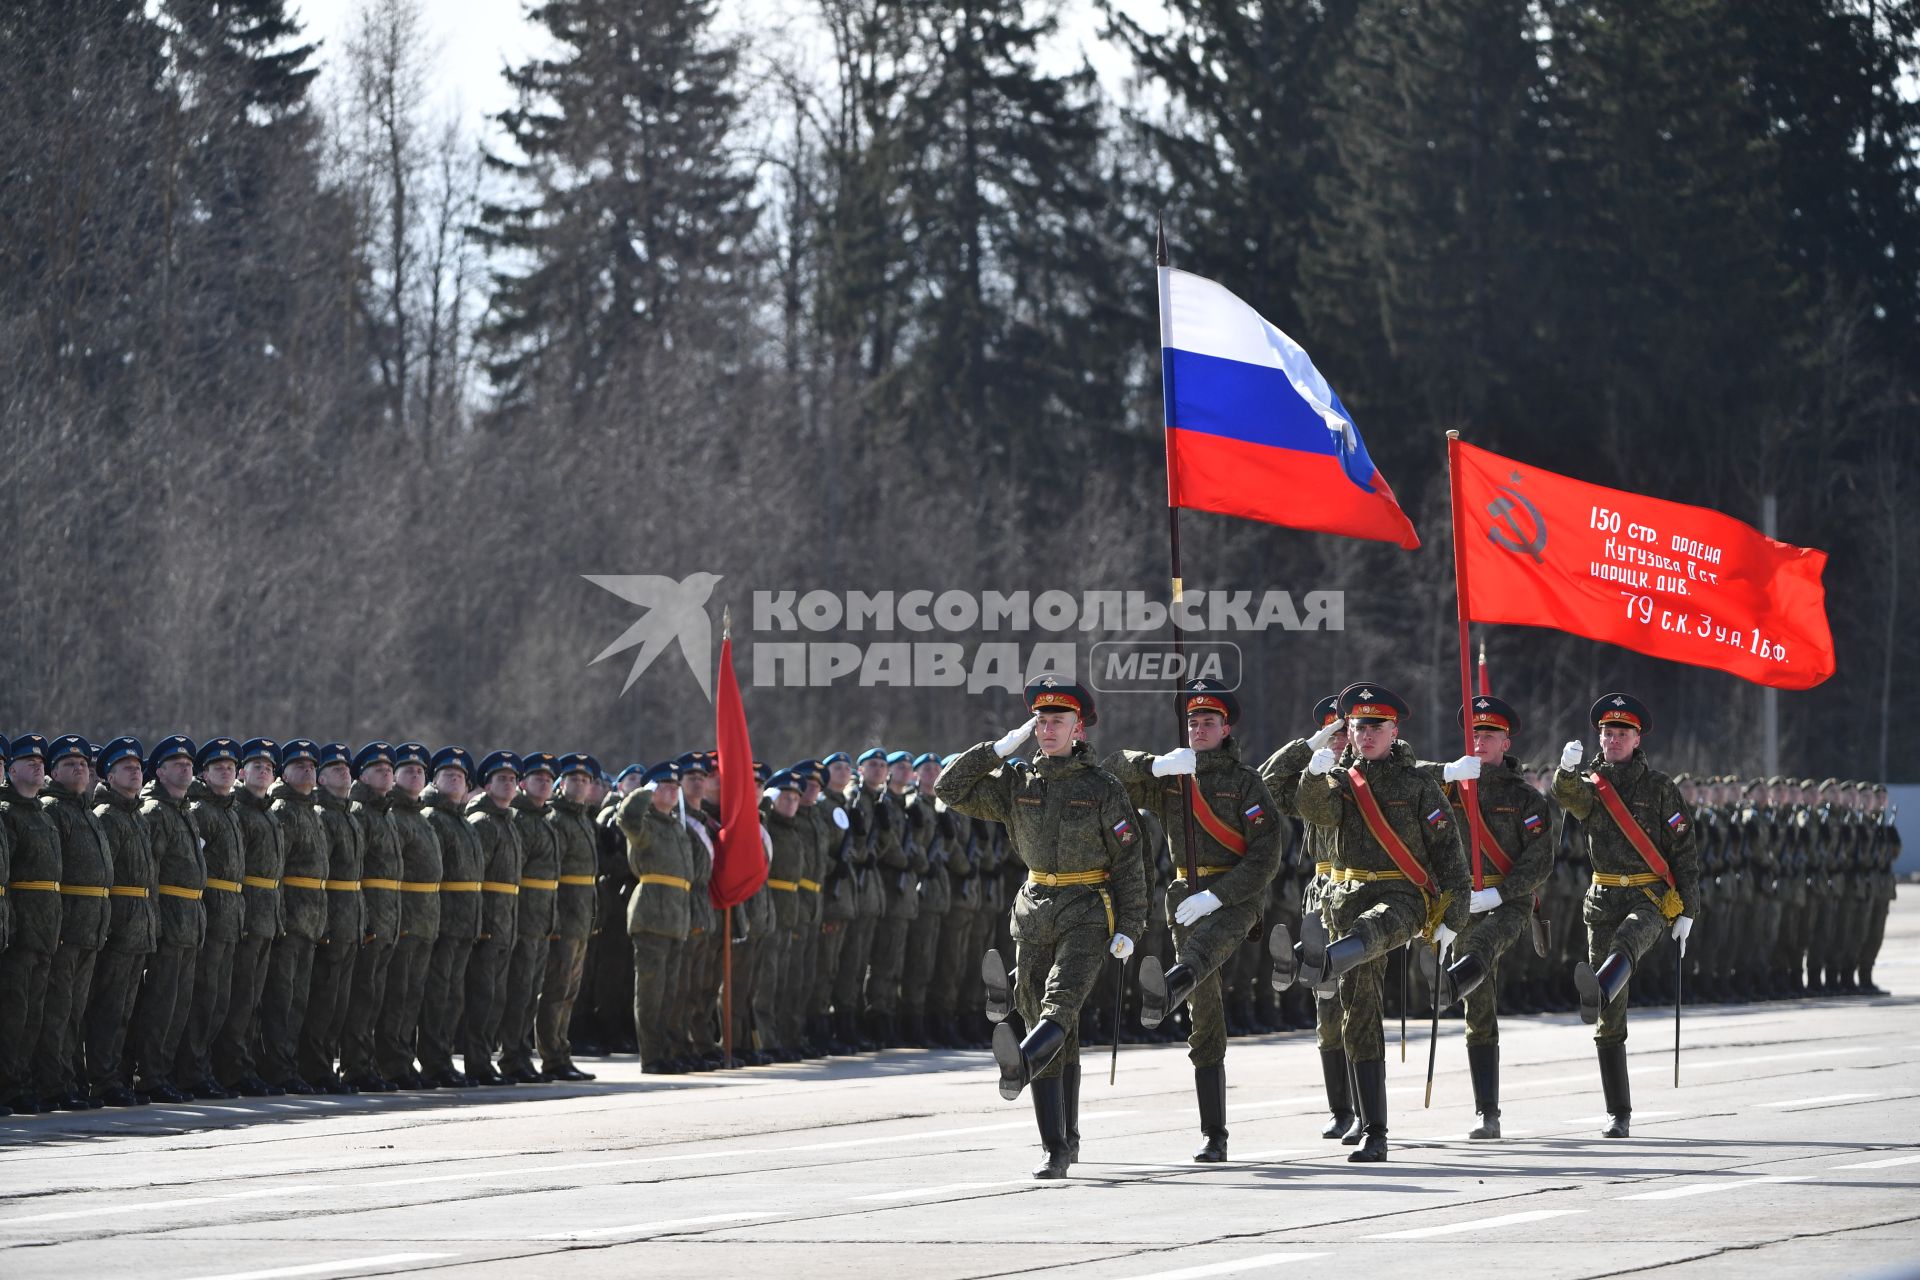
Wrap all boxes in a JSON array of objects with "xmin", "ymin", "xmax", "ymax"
[
  {"xmin": 901, "ymin": 910, "xmax": 946, "ymax": 1018},
  {"xmin": 85, "ymin": 947, "xmax": 147, "ymax": 1090},
  {"xmin": 812, "ymin": 921, "xmax": 848, "ymax": 1018},
  {"xmin": 378, "ymin": 935, "xmax": 434, "ymax": 1079},
  {"xmin": 778, "ymin": 925, "xmax": 817, "ymax": 1046},
  {"xmin": 1011, "ymin": 883, "xmax": 1110, "ymax": 1081},
  {"xmin": 833, "ymin": 914, "xmax": 878, "ymax": 1017},
  {"xmin": 257, "ymin": 935, "xmax": 315, "ymax": 1085},
  {"xmin": 1327, "ymin": 884, "xmax": 1428, "ymax": 1065},
  {"xmin": 630, "ymin": 931, "xmax": 677, "ymax": 1066},
  {"xmin": 214, "ymin": 933, "xmax": 275, "ymax": 1086},
  {"xmin": 1458, "ymin": 896, "xmax": 1531, "ymax": 1047},
  {"xmin": 537, "ymin": 935, "xmax": 590, "ymax": 1072},
  {"xmin": 417, "ymin": 934, "xmax": 473, "ymax": 1075},
  {"xmin": 1585, "ymin": 885, "xmax": 1673, "ymax": 1046},
  {"xmin": 866, "ymin": 915, "xmax": 911, "ymax": 1016},
  {"xmin": 133, "ymin": 942, "xmax": 197, "ymax": 1088},
  {"xmin": 1168, "ymin": 878, "xmax": 1261, "ymax": 1069},
  {"xmin": 929, "ymin": 904, "xmax": 976, "ymax": 1022},
  {"xmin": 178, "ymin": 936, "xmax": 236, "ymax": 1088},
  {"xmin": 41, "ymin": 941, "xmax": 100, "ymax": 1094}
]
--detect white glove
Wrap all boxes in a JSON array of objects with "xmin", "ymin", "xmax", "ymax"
[
  {"xmin": 1559, "ymin": 740, "xmax": 1584, "ymax": 771},
  {"xmin": 993, "ymin": 715, "xmax": 1038, "ymax": 759},
  {"xmin": 1152, "ymin": 747, "xmax": 1197, "ymax": 778},
  {"xmin": 1306, "ymin": 747, "xmax": 1338, "ymax": 776},
  {"xmin": 1470, "ymin": 887, "xmax": 1502, "ymax": 914},
  {"xmin": 1307, "ymin": 719, "xmax": 1341, "ymax": 751},
  {"xmin": 1174, "ymin": 890, "xmax": 1221, "ymax": 926},
  {"xmin": 1432, "ymin": 923, "xmax": 1457, "ymax": 954},
  {"xmin": 1671, "ymin": 915, "xmax": 1693, "ymax": 954},
  {"xmin": 1108, "ymin": 933, "xmax": 1135, "ymax": 960},
  {"xmin": 1443, "ymin": 755, "xmax": 1481, "ymax": 783}
]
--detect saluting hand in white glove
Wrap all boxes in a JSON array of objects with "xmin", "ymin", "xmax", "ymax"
[{"xmin": 993, "ymin": 715, "xmax": 1038, "ymax": 759}]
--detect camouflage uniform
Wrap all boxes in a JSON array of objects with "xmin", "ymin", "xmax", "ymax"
[
  {"xmin": 582, "ymin": 791, "xmax": 637, "ymax": 1052},
  {"xmin": 301, "ymin": 786, "xmax": 365, "ymax": 1086},
  {"xmin": 341, "ymin": 781, "xmax": 402, "ymax": 1085},
  {"xmin": 86, "ymin": 783, "xmax": 156, "ymax": 1096},
  {"xmin": 418, "ymin": 785, "xmax": 483, "ymax": 1081},
  {"xmin": 928, "ymin": 801, "xmax": 979, "ymax": 1044},
  {"xmin": 761, "ymin": 804, "xmax": 814, "ymax": 1056},
  {"xmin": 864, "ymin": 784, "xmax": 919, "ymax": 1031},
  {"xmin": 538, "ymin": 792, "xmax": 599, "ymax": 1074},
  {"xmin": 499, "ymin": 794, "xmax": 560, "ymax": 1077},
  {"xmin": 899, "ymin": 787, "xmax": 948, "ymax": 1042},
  {"xmin": 179, "ymin": 780, "xmax": 246, "ymax": 1091},
  {"xmin": 1261, "ymin": 739, "xmax": 1343, "ymax": 1053},
  {"xmin": 378, "ymin": 786, "xmax": 442, "ymax": 1081},
  {"xmin": 213, "ymin": 784, "xmax": 284, "ymax": 1089},
  {"xmin": 259, "ymin": 781, "xmax": 328, "ymax": 1088},
  {"xmin": 618, "ymin": 791, "xmax": 694, "ymax": 1069},
  {"xmin": 830, "ymin": 783, "xmax": 882, "ymax": 1043},
  {"xmin": 810, "ymin": 788, "xmax": 857, "ymax": 1044},
  {"xmin": 131, "ymin": 780, "xmax": 207, "ymax": 1093},
  {"xmin": 0, "ymin": 783, "xmax": 61, "ymax": 1107},
  {"xmin": 41, "ymin": 780, "xmax": 112, "ymax": 1102},
  {"xmin": 463, "ymin": 792, "xmax": 522, "ymax": 1078}
]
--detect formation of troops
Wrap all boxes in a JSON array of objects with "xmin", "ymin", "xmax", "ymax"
[{"xmin": 0, "ymin": 691, "xmax": 1900, "ymax": 1177}]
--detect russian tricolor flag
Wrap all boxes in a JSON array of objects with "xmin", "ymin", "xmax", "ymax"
[{"xmin": 1159, "ymin": 268, "xmax": 1420, "ymax": 550}]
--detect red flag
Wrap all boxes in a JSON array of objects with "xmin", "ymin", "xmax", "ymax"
[
  {"xmin": 709, "ymin": 634, "xmax": 767, "ymax": 908},
  {"xmin": 1449, "ymin": 438, "xmax": 1834, "ymax": 690}
]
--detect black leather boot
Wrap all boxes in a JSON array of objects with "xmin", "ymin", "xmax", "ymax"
[
  {"xmin": 1140, "ymin": 957, "xmax": 1200, "ymax": 1030},
  {"xmin": 1467, "ymin": 1043, "xmax": 1501, "ymax": 1139},
  {"xmin": 1030, "ymin": 1075, "xmax": 1071, "ymax": 1178},
  {"xmin": 1349, "ymin": 1060, "xmax": 1388, "ymax": 1162},
  {"xmin": 1193, "ymin": 1064, "xmax": 1228, "ymax": 1162},
  {"xmin": 1437, "ymin": 953, "xmax": 1489, "ymax": 1008},
  {"xmin": 1598, "ymin": 1041, "xmax": 1631, "ymax": 1138},
  {"xmin": 1575, "ymin": 951, "xmax": 1633, "ymax": 1025},
  {"xmin": 1063, "ymin": 1063, "xmax": 1082, "ymax": 1165},
  {"xmin": 1300, "ymin": 932, "xmax": 1369, "ymax": 991},
  {"xmin": 994, "ymin": 1017, "xmax": 1067, "ymax": 1100},
  {"xmin": 1318, "ymin": 1048, "xmax": 1354, "ymax": 1139},
  {"xmin": 1341, "ymin": 1060, "xmax": 1364, "ymax": 1145}
]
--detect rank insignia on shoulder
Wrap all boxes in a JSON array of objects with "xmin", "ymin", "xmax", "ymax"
[
  {"xmin": 1114, "ymin": 818, "xmax": 1135, "ymax": 844},
  {"xmin": 1425, "ymin": 807, "xmax": 1449, "ymax": 828}
]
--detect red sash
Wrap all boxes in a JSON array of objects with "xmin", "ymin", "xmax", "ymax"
[
  {"xmin": 1186, "ymin": 782, "xmax": 1248, "ymax": 857},
  {"xmin": 1452, "ymin": 783, "xmax": 1514, "ymax": 889},
  {"xmin": 1347, "ymin": 768, "xmax": 1435, "ymax": 894},
  {"xmin": 1590, "ymin": 775, "xmax": 1675, "ymax": 886}
]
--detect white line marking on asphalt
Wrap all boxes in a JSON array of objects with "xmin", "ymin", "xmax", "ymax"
[
  {"xmin": 851, "ymin": 1180, "xmax": 1034, "ymax": 1201},
  {"xmin": 1757, "ymin": 1093, "xmax": 1879, "ymax": 1109},
  {"xmin": 531, "ymin": 1211, "xmax": 778, "ymax": 1240},
  {"xmin": 1, "ymin": 1185, "xmax": 333, "ymax": 1227},
  {"xmin": 181, "ymin": 1253, "xmax": 456, "ymax": 1280},
  {"xmin": 1560, "ymin": 1110, "xmax": 1677, "ymax": 1125},
  {"xmin": 1833, "ymin": 1153, "xmax": 1920, "ymax": 1169},
  {"xmin": 1639, "ymin": 1047, "xmax": 1865, "ymax": 1071},
  {"xmin": 1617, "ymin": 1175, "xmax": 1811, "ymax": 1200},
  {"xmin": 1119, "ymin": 1251, "xmax": 1330, "ymax": 1280},
  {"xmin": 156, "ymin": 1109, "xmax": 209, "ymax": 1118},
  {"xmin": 1366, "ymin": 1208, "xmax": 1587, "ymax": 1239}
]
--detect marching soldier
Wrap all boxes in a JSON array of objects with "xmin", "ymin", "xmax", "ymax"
[
  {"xmin": 42, "ymin": 735, "xmax": 112, "ymax": 1111},
  {"xmin": 937, "ymin": 676, "xmax": 1146, "ymax": 1179},
  {"xmin": 538, "ymin": 753, "xmax": 603, "ymax": 1081},
  {"xmin": 302, "ymin": 742, "xmax": 365, "ymax": 1092},
  {"xmin": 1417, "ymin": 697, "xmax": 1555, "ymax": 1140},
  {"xmin": 419, "ymin": 746, "xmax": 483, "ymax": 1089},
  {"xmin": 1286, "ymin": 683, "xmax": 1473, "ymax": 1163},
  {"xmin": 342, "ymin": 742, "xmax": 402, "ymax": 1092},
  {"xmin": 180, "ymin": 737, "xmax": 246, "ymax": 1099},
  {"xmin": 86, "ymin": 737, "xmax": 156, "ymax": 1106},
  {"xmin": 260, "ymin": 739, "xmax": 327, "ymax": 1094},
  {"xmin": 1557, "ymin": 693, "xmax": 1700, "ymax": 1138},
  {"xmin": 131, "ymin": 735, "xmax": 207, "ymax": 1104},
  {"xmin": 620, "ymin": 760, "xmax": 695, "ymax": 1074},
  {"xmin": 499, "ymin": 752, "xmax": 560, "ymax": 1083},
  {"xmin": 465, "ymin": 750, "xmax": 525, "ymax": 1086},
  {"xmin": 1261, "ymin": 695, "xmax": 1356, "ymax": 1143},
  {"xmin": 378, "ymin": 742, "xmax": 442, "ymax": 1088},
  {"xmin": 1106, "ymin": 678, "xmax": 1283, "ymax": 1162},
  {"xmin": 214, "ymin": 739, "xmax": 285, "ymax": 1096}
]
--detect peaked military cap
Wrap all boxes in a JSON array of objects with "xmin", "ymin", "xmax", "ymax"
[
  {"xmin": 1338, "ymin": 682, "xmax": 1408, "ymax": 725},
  {"xmin": 1179, "ymin": 677, "xmax": 1240, "ymax": 726},
  {"xmin": 430, "ymin": 746, "xmax": 476, "ymax": 783},
  {"xmin": 278, "ymin": 739, "xmax": 320, "ymax": 770},
  {"xmin": 197, "ymin": 737, "xmax": 242, "ymax": 770},
  {"xmin": 8, "ymin": 733, "xmax": 47, "ymax": 763},
  {"xmin": 520, "ymin": 751, "xmax": 558, "ymax": 778},
  {"xmin": 240, "ymin": 737, "xmax": 278, "ymax": 765},
  {"xmin": 476, "ymin": 750, "xmax": 521, "ymax": 781},
  {"xmin": 643, "ymin": 760, "xmax": 682, "ymax": 787},
  {"xmin": 1590, "ymin": 692, "xmax": 1650, "ymax": 734},
  {"xmin": 96, "ymin": 736, "xmax": 143, "ymax": 773},
  {"xmin": 352, "ymin": 741, "xmax": 396, "ymax": 776},
  {"xmin": 393, "ymin": 742, "xmax": 432, "ymax": 770},
  {"xmin": 1313, "ymin": 694, "xmax": 1341, "ymax": 727},
  {"xmin": 1025, "ymin": 673, "xmax": 1098, "ymax": 727},
  {"xmin": 316, "ymin": 742, "xmax": 353, "ymax": 772},
  {"xmin": 1462, "ymin": 695, "xmax": 1519, "ymax": 735},
  {"xmin": 48, "ymin": 734, "xmax": 94, "ymax": 767},
  {"xmin": 146, "ymin": 735, "xmax": 196, "ymax": 771}
]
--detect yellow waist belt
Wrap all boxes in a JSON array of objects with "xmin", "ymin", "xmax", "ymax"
[
  {"xmin": 361, "ymin": 878, "xmax": 400, "ymax": 891},
  {"xmin": 157, "ymin": 884, "xmax": 203, "ymax": 900},
  {"xmin": 398, "ymin": 881, "xmax": 440, "ymax": 893},
  {"xmin": 243, "ymin": 875, "xmax": 280, "ymax": 890},
  {"xmin": 206, "ymin": 878, "xmax": 242, "ymax": 893},
  {"xmin": 1314, "ymin": 861, "xmax": 1333, "ymax": 876},
  {"xmin": 1479, "ymin": 873, "xmax": 1506, "ymax": 886},
  {"xmin": 109, "ymin": 885, "xmax": 148, "ymax": 898},
  {"xmin": 282, "ymin": 875, "xmax": 326, "ymax": 890},
  {"xmin": 637, "ymin": 873, "xmax": 690, "ymax": 891},
  {"xmin": 482, "ymin": 881, "xmax": 520, "ymax": 895},
  {"xmin": 325, "ymin": 879, "xmax": 362, "ymax": 892},
  {"xmin": 1593, "ymin": 872, "xmax": 1663, "ymax": 888},
  {"xmin": 60, "ymin": 884, "xmax": 109, "ymax": 898},
  {"xmin": 519, "ymin": 877, "xmax": 559, "ymax": 891},
  {"xmin": 766, "ymin": 879, "xmax": 799, "ymax": 891},
  {"xmin": 559, "ymin": 874, "xmax": 595, "ymax": 886},
  {"xmin": 798, "ymin": 879, "xmax": 822, "ymax": 893},
  {"xmin": 1027, "ymin": 869, "xmax": 1110, "ymax": 887},
  {"xmin": 441, "ymin": 881, "xmax": 482, "ymax": 892},
  {"xmin": 10, "ymin": 880, "xmax": 59, "ymax": 892},
  {"xmin": 1331, "ymin": 867, "xmax": 1408, "ymax": 884}
]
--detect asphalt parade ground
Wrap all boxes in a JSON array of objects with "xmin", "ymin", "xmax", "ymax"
[{"xmin": 4, "ymin": 901, "xmax": 1917, "ymax": 1280}]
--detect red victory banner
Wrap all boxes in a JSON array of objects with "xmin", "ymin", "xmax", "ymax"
[{"xmin": 1447, "ymin": 437, "xmax": 1835, "ymax": 690}]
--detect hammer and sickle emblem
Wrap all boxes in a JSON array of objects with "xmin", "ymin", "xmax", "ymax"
[{"xmin": 1485, "ymin": 477, "xmax": 1548, "ymax": 564}]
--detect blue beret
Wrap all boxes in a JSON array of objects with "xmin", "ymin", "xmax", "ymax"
[
  {"xmin": 196, "ymin": 737, "xmax": 242, "ymax": 770},
  {"xmin": 241, "ymin": 737, "xmax": 278, "ymax": 764},
  {"xmin": 8, "ymin": 733, "xmax": 47, "ymax": 763},
  {"xmin": 393, "ymin": 741, "xmax": 431, "ymax": 769},
  {"xmin": 352, "ymin": 741, "xmax": 396, "ymax": 775},
  {"xmin": 822, "ymin": 751, "xmax": 851, "ymax": 767},
  {"xmin": 278, "ymin": 738, "xmax": 320, "ymax": 770},
  {"xmin": 316, "ymin": 742, "xmax": 353, "ymax": 771},
  {"xmin": 614, "ymin": 763, "xmax": 645, "ymax": 784},
  {"xmin": 96, "ymin": 736, "xmax": 143, "ymax": 772},
  {"xmin": 49, "ymin": 734, "xmax": 94, "ymax": 767},
  {"xmin": 146, "ymin": 735, "xmax": 196, "ymax": 771},
  {"xmin": 911, "ymin": 752, "xmax": 938, "ymax": 769},
  {"xmin": 884, "ymin": 750, "xmax": 911, "ymax": 766},
  {"xmin": 520, "ymin": 751, "xmax": 558, "ymax": 777},
  {"xmin": 642, "ymin": 760, "xmax": 682, "ymax": 786},
  {"xmin": 856, "ymin": 748, "xmax": 887, "ymax": 765},
  {"xmin": 430, "ymin": 746, "xmax": 476, "ymax": 782},
  {"xmin": 477, "ymin": 750, "xmax": 521, "ymax": 780}
]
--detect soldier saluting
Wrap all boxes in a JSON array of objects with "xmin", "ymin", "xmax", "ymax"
[
  {"xmin": 1284, "ymin": 682, "xmax": 1472, "ymax": 1163},
  {"xmin": 1557, "ymin": 693, "xmax": 1699, "ymax": 1138},
  {"xmin": 1105, "ymin": 677, "xmax": 1283, "ymax": 1163},
  {"xmin": 937, "ymin": 676, "xmax": 1146, "ymax": 1180}
]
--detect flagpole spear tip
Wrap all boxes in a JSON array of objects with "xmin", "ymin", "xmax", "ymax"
[
  {"xmin": 1446, "ymin": 429, "xmax": 1461, "ymax": 440},
  {"xmin": 723, "ymin": 605, "xmax": 731, "ymax": 640}
]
